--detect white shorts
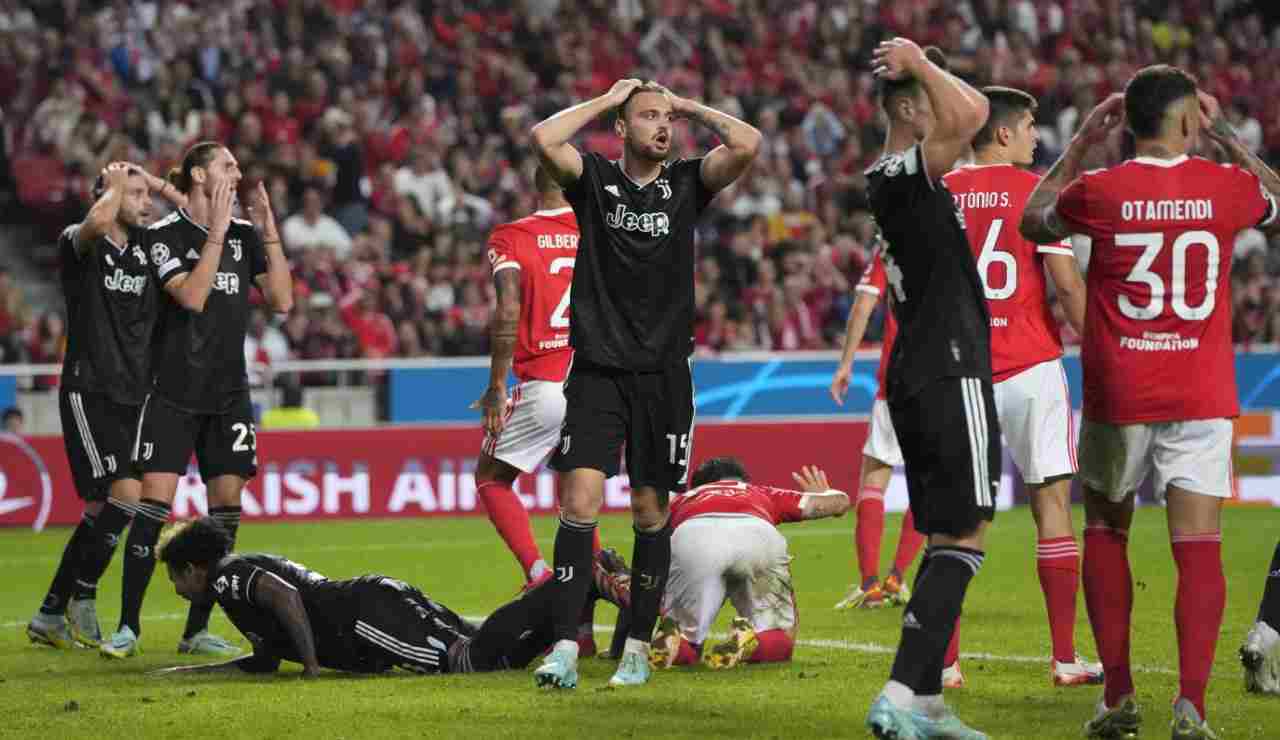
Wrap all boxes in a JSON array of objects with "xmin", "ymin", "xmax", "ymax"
[
  {"xmin": 862, "ymin": 399, "xmax": 903, "ymax": 467},
  {"xmin": 994, "ymin": 358, "xmax": 1077, "ymax": 485},
  {"xmin": 664, "ymin": 515, "xmax": 797, "ymax": 646},
  {"xmin": 480, "ymin": 379, "xmax": 566, "ymax": 473},
  {"xmin": 1077, "ymin": 418, "xmax": 1234, "ymax": 502}
]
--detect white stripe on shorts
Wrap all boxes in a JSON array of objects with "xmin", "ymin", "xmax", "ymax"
[
  {"xmin": 70, "ymin": 392, "xmax": 104, "ymax": 478},
  {"xmin": 354, "ymin": 620, "xmax": 440, "ymax": 666},
  {"xmin": 962, "ymin": 379, "xmax": 990, "ymax": 507},
  {"xmin": 131, "ymin": 394, "xmax": 151, "ymax": 463}
]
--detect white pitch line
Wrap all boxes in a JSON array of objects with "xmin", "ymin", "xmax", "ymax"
[{"xmin": 5, "ymin": 611, "xmax": 1178, "ymax": 677}]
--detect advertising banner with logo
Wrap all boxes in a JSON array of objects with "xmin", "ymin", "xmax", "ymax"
[{"xmin": 1, "ymin": 421, "xmax": 891, "ymax": 529}]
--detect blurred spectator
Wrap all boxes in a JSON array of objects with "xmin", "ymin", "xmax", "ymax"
[
  {"xmin": 28, "ymin": 311, "xmax": 65, "ymax": 389},
  {"xmin": 244, "ymin": 308, "xmax": 290, "ymax": 387},
  {"xmin": 260, "ymin": 379, "xmax": 320, "ymax": 430},
  {"xmin": 281, "ymin": 186, "xmax": 354, "ymax": 259},
  {"xmin": 2, "ymin": 406, "xmax": 22, "ymax": 434},
  {"xmin": 340, "ymin": 287, "xmax": 397, "ymax": 360}
]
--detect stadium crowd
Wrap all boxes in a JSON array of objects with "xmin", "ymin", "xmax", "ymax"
[{"xmin": 2, "ymin": 0, "xmax": 1280, "ymax": 380}]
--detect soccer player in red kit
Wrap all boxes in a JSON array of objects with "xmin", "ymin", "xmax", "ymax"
[
  {"xmin": 474, "ymin": 168, "xmax": 623, "ymax": 655},
  {"xmin": 831, "ymin": 244, "xmax": 926, "ymax": 611},
  {"xmin": 943, "ymin": 86, "xmax": 1101, "ymax": 688},
  {"xmin": 648, "ymin": 458, "xmax": 849, "ymax": 670},
  {"xmin": 1021, "ymin": 67, "xmax": 1280, "ymax": 739}
]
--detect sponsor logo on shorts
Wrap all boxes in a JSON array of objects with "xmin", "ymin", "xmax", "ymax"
[
  {"xmin": 555, "ymin": 565, "xmax": 574, "ymax": 583},
  {"xmin": 131, "ymin": 544, "xmax": 151, "ymax": 559},
  {"xmin": 637, "ymin": 573, "xmax": 663, "ymax": 591},
  {"xmin": 560, "ymin": 435, "xmax": 571, "ymax": 455}
]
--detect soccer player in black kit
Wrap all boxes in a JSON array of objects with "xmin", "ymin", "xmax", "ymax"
[
  {"xmin": 861, "ymin": 40, "xmax": 996, "ymax": 740},
  {"xmin": 26, "ymin": 162, "xmax": 186, "ymax": 649},
  {"xmin": 150, "ymin": 517, "xmax": 630, "ymax": 679},
  {"xmin": 530, "ymin": 79, "xmax": 761, "ymax": 688},
  {"xmin": 100, "ymin": 142, "xmax": 293, "ymax": 659}
]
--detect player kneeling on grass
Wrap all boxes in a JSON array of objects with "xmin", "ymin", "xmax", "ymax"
[
  {"xmin": 648, "ymin": 458, "xmax": 849, "ymax": 671},
  {"xmin": 151, "ymin": 518, "xmax": 629, "ymax": 678}
]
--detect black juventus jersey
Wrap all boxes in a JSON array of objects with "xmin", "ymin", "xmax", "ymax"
[
  {"xmin": 145, "ymin": 209, "xmax": 266, "ymax": 413},
  {"xmin": 209, "ymin": 554, "xmax": 368, "ymax": 672},
  {"xmin": 58, "ymin": 224, "xmax": 157, "ymax": 405},
  {"xmin": 563, "ymin": 152, "xmax": 715, "ymax": 370},
  {"xmin": 866, "ymin": 144, "xmax": 991, "ymax": 402}
]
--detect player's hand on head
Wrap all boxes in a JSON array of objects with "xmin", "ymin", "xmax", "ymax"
[
  {"xmin": 871, "ymin": 37, "xmax": 926, "ymax": 81},
  {"xmin": 792, "ymin": 464, "xmax": 831, "ymax": 493},
  {"xmin": 104, "ymin": 161, "xmax": 131, "ymax": 185},
  {"xmin": 830, "ymin": 366, "xmax": 852, "ymax": 405},
  {"xmin": 1197, "ymin": 90, "xmax": 1233, "ymax": 144},
  {"xmin": 608, "ymin": 78, "xmax": 644, "ymax": 104},
  {"xmin": 1076, "ymin": 92, "xmax": 1125, "ymax": 144}
]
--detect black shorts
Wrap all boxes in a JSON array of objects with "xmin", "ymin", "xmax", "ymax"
[
  {"xmin": 133, "ymin": 393, "xmax": 258, "ymax": 480},
  {"xmin": 59, "ymin": 389, "xmax": 142, "ymax": 501},
  {"xmin": 347, "ymin": 577, "xmax": 476, "ymax": 674},
  {"xmin": 550, "ymin": 358, "xmax": 695, "ymax": 493},
  {"xmin": 889, "ymin": 376, "xmax": 999, "ymax": 537}
]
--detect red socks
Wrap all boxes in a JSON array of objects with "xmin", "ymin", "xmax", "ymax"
[
  {"xmin": 477, "ymin": 481, "xmax": 544, "ymax": 580},
  {"xmin": 892, "ymin": 507, "xmax": 927, "ymax": 576},
  {"xmin": 674, "ymin": 638, "xmax": 701, "ymax": 666},
  {"xmin": 1037, "ymin": 536, "xmax": 1081, "ymax": 664},
  {"xmin": 1084, "ymin": 525, "xmax": 1134, "ymax": 707},
  {"xmin": 855, "ymin": 485, "xmax": 886, "ymax": 583},
  {"xmin": 1172, "ymin": 533, "xmax": 1225, "ymax": 720},
  {"xmin": 749, "ymin": 629, "xmax": 795, "ymax": 663}
]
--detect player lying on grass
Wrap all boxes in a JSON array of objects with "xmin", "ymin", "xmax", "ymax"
[
  {"xmin": 648, "ymin": 458, "xmax": 849, "ymax": 670},
  {"xmin": 151, "ymin": 518, "xmax": 629, "ymax": 678},
  {"xmin": 1241, "ymin": 539, "xmax": 1280, "ymax": 695}
]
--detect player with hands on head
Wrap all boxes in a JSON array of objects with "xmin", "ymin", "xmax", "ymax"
[
  {"xmin": 27, "ymin": 159, "xmax": 184, "ymax": 649},
  {"xmin": 1021, "ymin": 67, "xmax": 1280, "ymax": 740},
  {"xmin": 862, "ymin": 37, "xmax": 997, "ymax": 740},
  {"xmin": 529, "ymin": 75, "xmax": 760, "ymax": 689},
  {"xmin": 649, "ymin": 460, "xmax": 848, "ymax": 671},
  {"xmin": 101, "ymin": 142, "xmax": 292, "ymax": 661}
]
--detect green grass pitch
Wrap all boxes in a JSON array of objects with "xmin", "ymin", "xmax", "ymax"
[{"xmin": 1, "ymin": 506, "xmax": 1277, "ymax": 739}]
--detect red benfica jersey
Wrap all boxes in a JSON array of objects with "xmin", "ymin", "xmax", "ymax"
[
  {"xmin": 486, "ymin": 208, "xmax": 579, "ymax": 382},
  {"xmin": 669, "ymin": 479, "xmax": 808, "ymax": 529},
  {"xmin": 943, "ymin": 163, "xmax": 1068, "ymax": 382},
  {"xmin": 855, "ymin": 251, "xmax": 898, "ymax": 401},
  {"xmin": 1057, "ymin": 155, "xmax": 1277, "ymax": 423}
]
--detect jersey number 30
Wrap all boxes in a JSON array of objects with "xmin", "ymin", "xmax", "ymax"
[
  {"xmin": 1117, "ymin": 231, "xmax": 1219, "ymax": 321},
  {"xmin": 549, "ymin": 257, "xmax": 574, "ymax": 329}
]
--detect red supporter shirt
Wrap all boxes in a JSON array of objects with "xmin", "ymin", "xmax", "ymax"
[
  {"xmin": 854, "ymin": 250, "xmax": 898, "ymax": 401},
  {"xmin": 486, "ymin": 208, "xmax": 579, "ymax": 383},
  {"xmin": 943, "ymin": 164, "xmax": 1068, "ymax": 382},
  {"xmin": 1057, "ymin": 155, "xmax": 1278, "ymax": 424},
  {"xmin": 669, "ymin": 479, "xmax": 808, "ymax": 529}
]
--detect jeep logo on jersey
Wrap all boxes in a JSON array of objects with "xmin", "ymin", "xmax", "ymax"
[
  {"xmin": 104, "ymin": 268, "xmax": 146, "ymax": 295},
  {"xmin": 214, "ymin": 272, "xmax": 241, "ymax": 295},
  {"xmin": 606, "ymin": 204, "xmax": 670, "ymax": 237}
]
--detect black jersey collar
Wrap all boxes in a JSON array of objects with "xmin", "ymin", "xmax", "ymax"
[
  {"xmin": 178, "ymin": 208, "xmax": 209, "ymax": 234},
  {"xmin": 102, "ymin": 232, "xmax": 127, "ymax": 253},
  {"xmin": 612, "ymin": 159, "xmax": 669, "ymax": 189}
]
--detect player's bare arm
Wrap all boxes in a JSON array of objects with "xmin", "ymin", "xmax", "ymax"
[
  {"xmin": 1020, "ymin": 93, "xmax": 1125, "ymax": 244},
  {"xmin": 791, "ymin": 465, "xmax": 851, "ymax": 520},
  {"xmin": 831, "ymin": 290, "xmax": 880, "ymax": 405},
  {"xmin": 1043, "ymin": 252, "xmax": 1086, "ymax": 335},
  {"xmin": 477, "ymin": 267, "xmax": 522, "ymax": 436},
  {"xmin": 165, "ymin": 179, "xmax": 232, "ymax": 313},
  {"xmin": 666, "ymin": 92, "xmax": 763, "ymax": 193},
  {"xmin": 874, "ymin": 37, "xmax": 989, "ymax": 182},
  {"xmin": 1199, "ymin": 90, "xmax": 1280, "ymax": 235},
  {"xmin": 531, "ymin": 79, "xmax": 644, "ymax": 185},
  {"xmin": 255, "ymin": 571, "xmax": 322, "ymax": 678},
  {"xmin": 76, "ymin": 162, "xmax": 131, "ymax": 254},
  {"xmin": 249, "ymin": 181, "xmax": 295, "ymax": 313}
]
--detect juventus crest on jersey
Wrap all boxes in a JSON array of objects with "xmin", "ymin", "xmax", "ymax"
[{"xmin": 561, "ymin": 152, "xmax": 716, "ymax": 371}]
